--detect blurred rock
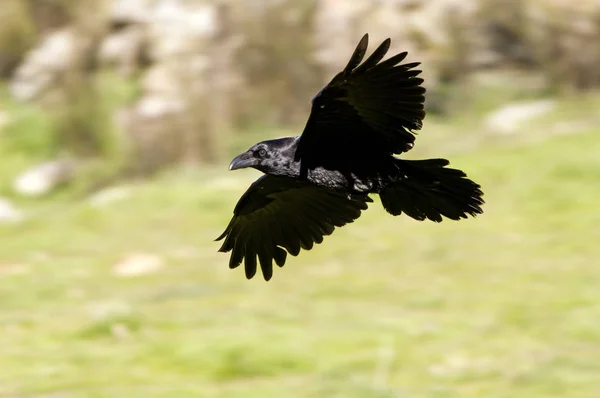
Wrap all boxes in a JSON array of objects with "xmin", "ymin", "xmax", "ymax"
[
  {"xmin": 109, "ymin": 0, "xmax": 152, "ymax": 27},
  {"xmin": 98, "ymin": 26, "xmax": 145, "ymax": 77},
  {"xmin": 147, "ymin": 0, "xmax": 217, "ymax": 62},
  {"xmin": 0, "ymin": 197, "xmax": 24, "ymax": 223},
  {"xmin": 0, "ymin": 263, "xmax": 29, "ymax": 276},
  {"xmin": 9, "ymin": 29, "xmax": 79, "ymax": 102},
  {"xmin": 313, "ymin": 0, "xmax": 479, "ymax": 92},
  {"xmin": 110, "ymin": 323, "xmax": 132, "ymax": 340},
  {"xmin": 135, "ymin": 94, "xmax": 185, "ymax": 119},
  {"xmin": 88, "ymin": 186, "xmax": 132, "ymax": 207},
  {"xmin": 485, "ymin": 100, "xmax": 557, "ymax": 134},
  {"xmin": 115, "ymin": 103, "xmax": 185, "ymax": 175},
  {"xmin": 313, "ymin": 0, "xmax": 371, "ymax": 73},
  {"xmin": 141, "ymin": 64, "xmax": 180, "ymax": 96},
  {"xmin": 113, "ymin": 253, "xmax": 163, "ymax": 277},
  {"xmin": 13, "ymin": 159, "xmax": 75, "ymax": 197}
]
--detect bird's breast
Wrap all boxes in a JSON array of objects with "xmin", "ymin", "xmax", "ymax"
[
  {"xmin": 306, "ymin": 167, "xmax": 382, "ymax": 193},
  {"xmin": 306, "ymin": 167, "xmax": 346, "ymax": 190}
]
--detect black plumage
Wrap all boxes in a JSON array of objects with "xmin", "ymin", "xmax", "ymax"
[{"xmin": 216, "ymin": 33, "xmax": 484, "ymax": 281}]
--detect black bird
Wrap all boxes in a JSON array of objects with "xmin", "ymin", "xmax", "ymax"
[{"xmin": 216, "ymin": 34, "xmax": 484, "ymax": 281}]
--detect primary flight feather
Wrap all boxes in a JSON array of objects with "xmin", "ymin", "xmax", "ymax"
[{"xmin": 217, "ymin": 33, "xmax": 484, "ymax": 281}]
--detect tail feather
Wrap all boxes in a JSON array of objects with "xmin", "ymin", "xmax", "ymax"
[{"xmin": 379, "ymin": 159, "xmax": 484, "ymax": 222}]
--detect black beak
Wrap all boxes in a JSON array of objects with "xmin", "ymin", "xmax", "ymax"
[{"xmin": 228, "ymin": 152, "xmax": 254, "ymax": 171}]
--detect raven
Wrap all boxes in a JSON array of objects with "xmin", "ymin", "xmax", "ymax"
[{"xmin": 216, "ymin": 34, "xmax": 484, "ymax": 281}]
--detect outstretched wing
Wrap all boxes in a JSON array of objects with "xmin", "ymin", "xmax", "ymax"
[
  {"xmin": 296, "ymin": 33, "xmax": 426, "ymax": 169},
  {"xmin": 216, "ymin": 175, "xmax": 372, "ymax": 281}
]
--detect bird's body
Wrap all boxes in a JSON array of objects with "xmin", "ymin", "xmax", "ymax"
[
  {"xmin": 233, "ymin": 136, "xmax": 398, "ymax": 193},
  {"xmin": 217, "ymin": 34, "xmax": 485, "ymax": 281}
]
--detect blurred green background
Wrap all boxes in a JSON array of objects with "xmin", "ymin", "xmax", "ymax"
[{"xmin": 1, "ymin": 0, "xmax": 600, "ymax": 397}]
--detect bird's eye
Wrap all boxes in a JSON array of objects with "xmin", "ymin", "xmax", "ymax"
[{"xmin": 258, "ymin": 149, "xmax": 267, "ymax": 157}]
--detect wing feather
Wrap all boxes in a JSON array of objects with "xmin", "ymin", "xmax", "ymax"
[
  {"xmin": 342, "ymin": 34, "xmax": 369, "ymax": 75},
  {"xmin": 296, "ymin": 34, "xmax": 426, "ymax": 165},
  {"xmin": 353, "ymin": 37, "xmax": 390, "ymax": 74},
  {"xmin": 216, "ymin": 175, "xmax": 371, "ymax": 280}
]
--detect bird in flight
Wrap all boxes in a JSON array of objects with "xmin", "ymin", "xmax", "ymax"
[{"xmin": 216, "ymin": 33, "xmax": 484, "ymax": 281}]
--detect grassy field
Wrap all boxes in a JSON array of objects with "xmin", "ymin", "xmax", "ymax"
[{"xmin": 1, "ymin": 96, "xmax": 600, "ymax": 397}]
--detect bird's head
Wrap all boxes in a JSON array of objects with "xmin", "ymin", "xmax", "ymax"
[{"xmin": 228, "ymin": 137, "xmax": 299, "ymax": 176}]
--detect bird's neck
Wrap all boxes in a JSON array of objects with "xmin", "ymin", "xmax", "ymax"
[
  {"xmin": 257, "ymin": 136, "xmax": 303, "ymax": 178},
  {"xmin": 273, "ymin": 157, "xmax": 302, "ymax": 179}
]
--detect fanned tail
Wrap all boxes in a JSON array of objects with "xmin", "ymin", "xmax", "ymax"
[{"xmin": 379, "ymin": 158, "xmax": 484, "ymax": 222}]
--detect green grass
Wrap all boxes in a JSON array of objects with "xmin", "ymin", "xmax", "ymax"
[{"xmin": 0, "ymin": 117, "xmax": 599, "ymax": 397}]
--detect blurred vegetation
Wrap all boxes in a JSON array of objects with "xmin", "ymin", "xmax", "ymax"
[{"xmin": 1, "ymin": 2, "xmax": 600, "ymax": 396}]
